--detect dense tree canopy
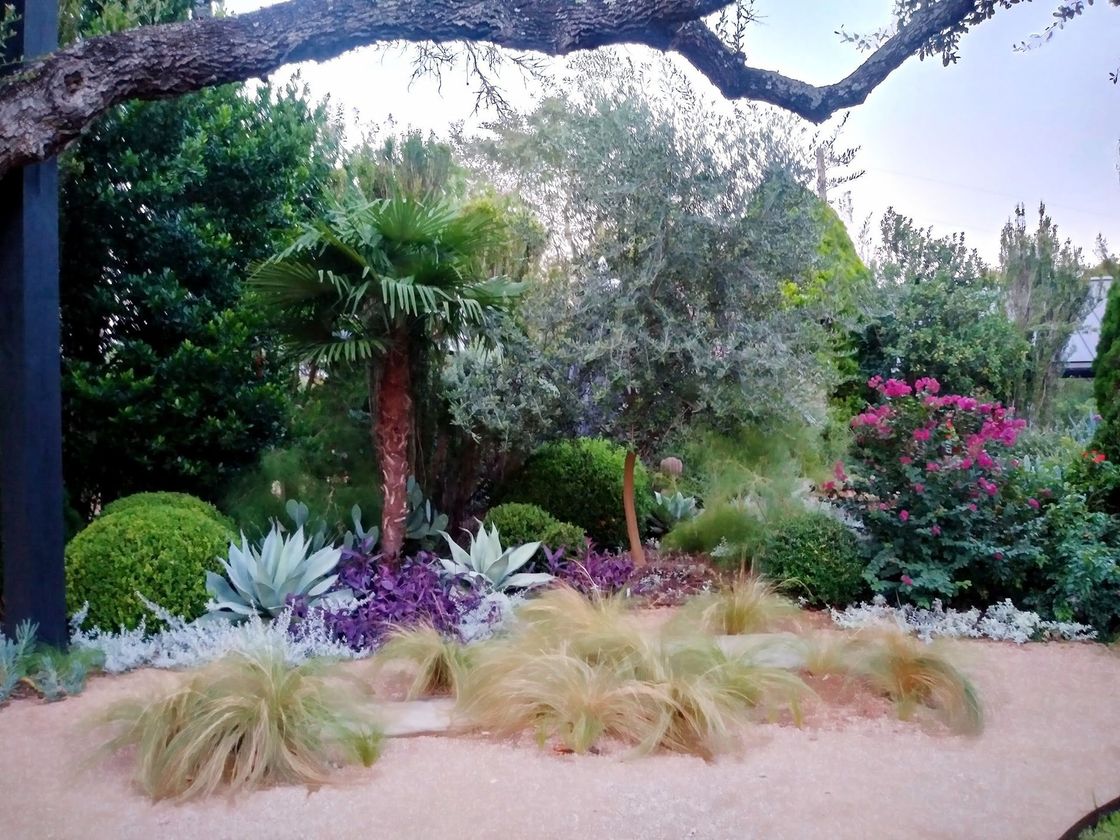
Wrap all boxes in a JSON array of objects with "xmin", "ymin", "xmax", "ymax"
[
  {"xmin": 61, "ymin": 81, "xmax": 336, "ymax": 513},
  {"xmin": 857, "ymin": 209, "xmax": 1029, "ymax": 402},
  {"xmin": 453, "ymin": 57, "xmax": 839, "ymax": 459}
]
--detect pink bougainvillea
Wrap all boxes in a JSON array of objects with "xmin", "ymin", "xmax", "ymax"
[{"xmin": 825, "ymin": 376, "xmax": 1049, "ymax": 604}]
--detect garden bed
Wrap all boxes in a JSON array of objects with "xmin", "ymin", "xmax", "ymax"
[{"xmin": 1, "ymin": 633, "xmax": 1117, "ymax": 840}]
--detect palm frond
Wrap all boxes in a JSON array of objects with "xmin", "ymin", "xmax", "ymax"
[{"xmin": 255, "ymin": 194, "xmax": 524, "ymax": 369}]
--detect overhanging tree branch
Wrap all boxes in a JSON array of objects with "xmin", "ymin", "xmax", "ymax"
[
  {"xmin": 0, "ymin": 0, "xmax": 983, "ymax": 176},
  {"xmin": 667, "ymin": 0, "xmax": 978, "ymax": 122}
]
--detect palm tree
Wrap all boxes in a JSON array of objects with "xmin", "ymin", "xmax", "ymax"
[{"xmin": 251, "ymin": 196, "xmax": 524, "ymax": 561}]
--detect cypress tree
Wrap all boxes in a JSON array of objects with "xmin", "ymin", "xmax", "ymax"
[{"xmin": 1094, "ymin": 278, "xmax": 1120, "ymax": 439}]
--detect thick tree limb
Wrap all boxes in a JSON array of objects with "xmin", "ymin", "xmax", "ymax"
[
  {"xmin": 668, "ymin": 0, "xmax": 979, "ymax": 122},
  {"xmin": 0, "ymin": 0, "xmax": 982, "ymax": 176}
]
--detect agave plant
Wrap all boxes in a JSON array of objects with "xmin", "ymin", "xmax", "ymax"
[
  {"xmin": 439, "ymin": 524, "xmax": 551, "ymax": 592},
  {"xmin": 0, "ymin": 620, "xmax": 35, "ymax": 703},
  {"xmin": 405, "ymin": 476, "xmax": 449, "ymax": 548},
  {"xmin": 648, "ymin": 490, "xmax": 700, "ymax": 536},
  {"xmin": 206, "ymin": 525, "xmax": 348, "ymax": 620}
]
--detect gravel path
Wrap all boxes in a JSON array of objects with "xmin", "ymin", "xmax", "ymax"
[{"xmin": 1, "ymin": 640, "xmax": 1118, "ymax": 840}]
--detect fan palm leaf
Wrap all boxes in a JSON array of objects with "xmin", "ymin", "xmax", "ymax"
[{"xmin": 251, "ymin": 195, "xmax": 523, "ymax": 364}]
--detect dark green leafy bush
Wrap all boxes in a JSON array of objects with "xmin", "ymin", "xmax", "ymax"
[
  {"xmin": 499, "ymin": 438, "xmax": 652, "ymax": 547},
  {"xmin": 1068, "ymin": 448, "xmax": 1120, "ymax": 515},
  {"xmin": 66, "ymin": 506, "xmax": 234, "ymax": 630},
  {"xmin": 100, "ymin": 492, "xmax": 233, "ymax": 529},
  {"xmin": 1034, "ymin": 493, "xmax": 1120, "ymax": 635},
  {"xmin": 760, "ymin": 513, "xmax": 866, "ymax": 607},
  {"xmin": 483, "ymin": 503, "xmax": 586, "ymax": 555}
]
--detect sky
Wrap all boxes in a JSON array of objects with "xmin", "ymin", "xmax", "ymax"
[{"xmin": 226, "ymin": 0, "xmax": 1120, "ymax": 263}]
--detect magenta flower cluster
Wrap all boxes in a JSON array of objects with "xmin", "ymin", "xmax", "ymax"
[{"xmin": 830, "ymin": 376, "xmax": 1047, "ymax": 603}]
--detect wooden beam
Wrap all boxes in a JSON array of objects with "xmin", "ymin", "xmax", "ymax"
[{"xmin": 1, "ymin": 0, "xmax": 66, "ymax": 644}]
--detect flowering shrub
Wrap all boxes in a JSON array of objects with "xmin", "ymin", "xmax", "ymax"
[
  {"xmin": 545, "ymin": 543, "xmax": 635, "ymax": 595},
  {"xmin": 1068, "ymin": 446, "xmax": 1120, "ymax": 514},
  {"xmin": 829, "ymin": 377, "xmax": 1047, "ymax": 604}
]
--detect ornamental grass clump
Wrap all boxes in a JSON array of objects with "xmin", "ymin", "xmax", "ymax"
[
  {"xmin": 677, "ymin": 574, "xmax": 800, "ymax": 636},
  {"xmin": 373, "ymin": 623, "xmax": 473, "ymax": 700},
  {"xmin": 97, "ymin": 649, "xmax": 381, "ymax": 801},
  {"xmin": 455, "ymin": 586, "xmax": 809, "ymax": 758},
  {"xmin": 459, "ymin": 646, "xmax": 668, "ymax": 754},
  {"xmin": 511, "ymin": 586, "xmax": 647, "ymax": 669},
  {"xmin": 845, "ymin": 630, "xmax": 983, "ymax": 735},
  {"xmin": 646, "ymin": 641, "xmax": 807, "ymax": 753}
]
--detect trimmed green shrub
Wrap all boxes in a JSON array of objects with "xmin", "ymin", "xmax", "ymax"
[
  {"xmin": 100, "ymin": 492, "xmax": 233, "ymax": 529},
  {"xmin": 66, "ymin": 506, "xmax": 234, "ymax": 630},
  {"xmin": 484, "ymin": 503, "xmax": 586, "ymax": 556},
  {"xmin": 760, "ymin": 512, "xmax": 865, "ymax": 607},
  {"xmin": 499, "ymin": 438, "xmax": 653, "ymax": 548}
]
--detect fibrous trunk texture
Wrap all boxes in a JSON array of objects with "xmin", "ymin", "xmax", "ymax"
[{"xmin": 376, "ymin": 328, "xmax": 413, "ymax": 563}]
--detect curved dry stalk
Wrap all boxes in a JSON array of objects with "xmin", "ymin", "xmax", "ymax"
[{"xmin": 95, "ymin": 649, "xmax": 382, "ymax": 801}]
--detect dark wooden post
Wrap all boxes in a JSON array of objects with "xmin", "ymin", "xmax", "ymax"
[{"xmin": 1, "ymin": 0, "xmax": 67, "ymax": 645}]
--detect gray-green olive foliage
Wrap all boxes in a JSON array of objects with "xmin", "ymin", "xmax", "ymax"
[{"xmin": 454, "ymin": 56, "xmax": 841, "ymax": 458}]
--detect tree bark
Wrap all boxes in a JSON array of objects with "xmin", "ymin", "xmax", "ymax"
[
  {"xmin": 375, "ymin": 327, "xmax": 413, "ymax": 563},
  {"xmin": 623, "ymin": 449, "xmax": 646, "ymax": 567},
  {"xmin": 0, "ymin": 0, "xmax": 985, "ymax": 177}
]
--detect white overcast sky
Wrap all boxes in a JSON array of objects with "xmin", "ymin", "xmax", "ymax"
[{"xmin": 226, "ymin": 0, "xmax": 1120, "ymax": 262}]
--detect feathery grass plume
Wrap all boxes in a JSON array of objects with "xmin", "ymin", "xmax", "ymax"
[
  {"xmin": 676, "ymin": 574, "xmax": 800, "ymax": 636},
  {"xmin": 458, "ymin": 607, "xmax": 809, "ymax": 758},
  {"xmin": 459, "ymin": 645, "xmax": 667, "ymax": 753},
  {"xmin": 514, "ymin": 585, "xmax": 634, "ymax": 639},
  {"xmin": 513, "ymin": 585, "xmax": 648, "ymax": 668},
  {"xmin": 96, "ymin": 649, "xmax": 382, "ymax": 800},
  {"xmin": 801, "ymin": 632, "xmax": 860, "ymax": 677},
  {"xmin": 373, "ymin": 623, "xmax": 473, "ymax": 699},
  {"xmin": 846, "ymin": 630, "xmax": 983, "ymax": 735},
  {"xmin": 653, "ymin": 639, "xmax": 809, "ymax": 744}
]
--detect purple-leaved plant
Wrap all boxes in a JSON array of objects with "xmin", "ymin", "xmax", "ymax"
[
  {"xmin": 313, "ymin": 545, "xmax": 483, "ymax": 650},
  {"xmin": 545, "ymin": 542, "xmax": 635, "ymax": 595}
]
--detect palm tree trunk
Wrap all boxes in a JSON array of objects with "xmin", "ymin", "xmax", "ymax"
[
  {"xmin": 623, "ymin": 450, "xmax": 646, "ymax": 567},
  {"xmin": 375, "ymin": 327, "xmax": 413, "ymax": 564}
]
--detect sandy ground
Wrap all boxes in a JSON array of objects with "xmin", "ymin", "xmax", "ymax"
[{"xmin": 1, "ymin": 640, "xmax": 1119, "ymax": 840}]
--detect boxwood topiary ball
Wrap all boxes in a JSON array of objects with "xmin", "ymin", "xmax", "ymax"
[
  {"xmin": 483, "ymin": 502, "xmax": 587, "ymax": 558},
  {"xmin": 66, "ymin": 505, "xmax": 234, "ymax": 631},
  {"xmin": 99, "ymin": 491, "xmax": 234, "ymax": 529}
]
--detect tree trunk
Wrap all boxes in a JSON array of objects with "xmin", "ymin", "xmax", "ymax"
[
  {"xmin": 375, "ymin": 328, "xmax": 413, "ymax": 564},
  {"xmin": 623, "ymin": 449, "xmax": 646, "ymax": 567}
]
